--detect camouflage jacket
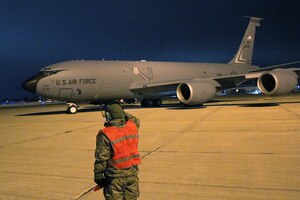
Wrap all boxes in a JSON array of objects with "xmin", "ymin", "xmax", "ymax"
[{"xmin": 94, "ymin": 112, "xmax": 140, "ymax": 180}]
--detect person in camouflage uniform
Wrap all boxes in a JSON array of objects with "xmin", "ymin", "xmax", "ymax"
[{"xmin": 94, "ymin": 103, "xmax": 141, "ymax": 200}]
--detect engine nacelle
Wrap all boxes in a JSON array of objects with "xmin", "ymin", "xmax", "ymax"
[
  {"xmin": 176, "ymin": 80, "xmax": 217, "ymax": 105},
  {"xmin": 257, "ymin": 70, "xmax": 298, "ymax": 95}
]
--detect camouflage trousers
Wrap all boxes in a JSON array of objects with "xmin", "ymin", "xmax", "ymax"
[{"xmin": 103, "ymin": 175, "xmax": 139, "ymax": 200}]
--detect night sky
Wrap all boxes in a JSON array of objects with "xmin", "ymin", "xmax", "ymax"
[{"xmin": 1, "ymin": 0, "xmax": 299, "ymax": 99}]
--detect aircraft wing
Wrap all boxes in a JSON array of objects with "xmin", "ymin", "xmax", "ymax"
[
  {"xmin": 249, "ymin": 61, "xmax": 300, "ymax": 72},
  {"xmin": 129, "ymin": 75, "xmax": 245, "ymax": 97},
  {"xmin": 130, "ymin": 79, "xmax": 190, "ymax": 97},
  {"xmin": 130, "ymin": 67, "xmax": 300, "ymax": 97},
  {"xmin": 206, "ymin": 67, "xmax": 300, "ymax": 88},
  {"xmin": 211, "ymin": 74, "xmax": 248, "ymax": 88},
  {"xmin": 246, "ymin": 68, "xmax": 300, "ymax": 78}
]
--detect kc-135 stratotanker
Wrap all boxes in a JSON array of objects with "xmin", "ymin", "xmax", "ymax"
[{"xmin": 22, "ymin": 17, "xmax": 300, "ymax": 114}]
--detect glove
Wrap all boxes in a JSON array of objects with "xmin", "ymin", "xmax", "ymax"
[{"xmin": 94, "ymin": 178, "xmax": 112, "ymax": 187}]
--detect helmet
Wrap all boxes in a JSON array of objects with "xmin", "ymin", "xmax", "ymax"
[{"xmin": 105, "ymin": 103, "xmax": 125, "ymax": 121}]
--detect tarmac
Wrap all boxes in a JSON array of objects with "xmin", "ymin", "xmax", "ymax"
[{"xmin": 0, "ymin": 94, "xmax": 300, "ymax": 200}]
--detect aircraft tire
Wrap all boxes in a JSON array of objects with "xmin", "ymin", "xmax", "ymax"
[
  {"xmin": 67, "ymin": 104, "xmax": 78, "ymax": 114},
  {"xmin": 146, "ymin": 98, "xmax": 154, "ymax": 107},
  {"xmin": 141, "ymin": 98, "xmax": 161, "ymax": 107},
  {"xmin": 141, "ymin": 99, "xmax": 148, "ymax": 107},
  {"xmin": 154, "ymin": 98, "xmax": 162, "ymax": 107}
]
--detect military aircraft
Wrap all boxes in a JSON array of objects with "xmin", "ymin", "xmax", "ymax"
[{"xmin": 22, "ymin": 17, "xmax": 300, "ymax": 114}]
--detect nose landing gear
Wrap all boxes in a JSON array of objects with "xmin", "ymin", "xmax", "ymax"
[{"xmin": 67, "ymin": 102, "xmax": 79, "ymax": 114}]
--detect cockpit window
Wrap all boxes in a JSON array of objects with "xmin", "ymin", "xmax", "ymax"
[
  {"xmin": 40, "ymin": 70, "xmax": 58, "ymax": 76},
  {"xmin": 38, "ymin": 70, "xmax": 62, "ymax": 77}
]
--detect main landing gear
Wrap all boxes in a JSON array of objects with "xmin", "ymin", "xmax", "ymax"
[
  {"xmin": 140, "ymin": 98, "xmax": 162, "ymax": 107},
  {"xmin": 67, "ymin": 102, "xmax": 79, "ymax": 114}
]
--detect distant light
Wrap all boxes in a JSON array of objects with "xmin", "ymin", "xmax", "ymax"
[{"xmin": 250, "ymin": 89, "xmax": 262, "ymax": 94}]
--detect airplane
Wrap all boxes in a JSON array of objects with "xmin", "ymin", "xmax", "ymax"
[{"xmin": 22, "ymin": 16, "xmax": 300, "ymax": 114}]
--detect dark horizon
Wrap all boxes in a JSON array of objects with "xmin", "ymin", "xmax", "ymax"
[{"xmin": 1, "ymin": 0, "xmax": 300, "ymax": 99}]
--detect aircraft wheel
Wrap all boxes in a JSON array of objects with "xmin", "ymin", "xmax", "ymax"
[
  {"xmin": 154, "ymin": 98, "xmax": 162, "ymax": 107},
  {"xmin": 146, "ymin": 98, "xmax": 154, "ymax": 107},
  {"xmin": 67, "ymin": 103, "xmax": 78, "ymax": 114},
  {"xmin": 141, "ymin": 98, "xmax": 160, "ymax": 107},
  {"xmin": 141, "ymin": 99, "xmax": 147, "ymax": 107}
]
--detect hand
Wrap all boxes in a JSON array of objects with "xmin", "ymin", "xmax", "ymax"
[
  {"xmin": 94, "ymin": 178, "xmax": 112, "ymax": 187},
  {"xmin": 93, "ymin": 184, "xmax": 103, "ymax": 191}
]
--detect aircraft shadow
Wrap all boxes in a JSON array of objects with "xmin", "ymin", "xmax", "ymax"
[
  {"xmin": 239, "ymin": 103, "xmax": 279, "ymax": 107},
  {"xmin": 165, "ymin": 105, "xmax": 207, "ymax": 110},
  {"xmin": 205, "ymin": 102, "xmax": 279, "ymax": 107},
  {"xmin": 16, "ymin": 106, "xmax": 101, "ymax": 116},
  {"xmin": 206, "ymin": 101, "xmax": 300, "ymax": 108},
  {"xmin": 163, "ymin": 103, "xmax": 279, "ymax": 109},
  {"xmin": 15, "ymin": 100, "xmax": 300, "ymax": 116},
  {"xmin": 16, "ymin": 104, "xmax": 157, "ymax": 116}
]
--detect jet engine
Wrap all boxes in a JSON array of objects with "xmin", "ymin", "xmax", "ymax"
[
  {"xmin": 257, "ymin": 70, "xmax": 298, "ymax": 95},
  {"xmin": 176, "ymin": 80, "xmax": 217, "ymax": 105}
]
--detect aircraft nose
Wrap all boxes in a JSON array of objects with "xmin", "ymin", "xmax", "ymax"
[{"xmin": 22, "ymin": 76, "xmax": 38, "ymax": 93}]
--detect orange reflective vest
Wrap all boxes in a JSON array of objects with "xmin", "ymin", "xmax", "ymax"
[{"xmin": 102, "ymin": 120, "xmax": 141, "ymax": 169}]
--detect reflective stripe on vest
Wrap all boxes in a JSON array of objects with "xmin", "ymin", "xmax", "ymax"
[{"xmin": 102, "ymin": 120, "xmax": 141, "ymax": 169}]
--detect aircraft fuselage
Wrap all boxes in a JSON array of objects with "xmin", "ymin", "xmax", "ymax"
[{"xmin": 27, "ymin": 60, "xmax": 255, "ymax": 102}]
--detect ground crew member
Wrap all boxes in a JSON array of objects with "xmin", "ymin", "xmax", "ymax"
[{"xmin": 94, "ymin": 103, "xmax": 141, "ymax": 200}]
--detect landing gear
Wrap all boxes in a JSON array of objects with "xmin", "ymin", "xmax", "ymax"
[
  {"xmin": 140, "ymin": 98, "xmax": 162, "ymax": 107},
  {"xmin": 154, "ymin": 98, "xmax": 162, "ymax": 107},
  {"xmin": 140, "ymin": 99, "xmax": 147, "ymax": 107},
  {"xmin": 67, "ymin": 102, "xmax": 79, "ymax": 114}
]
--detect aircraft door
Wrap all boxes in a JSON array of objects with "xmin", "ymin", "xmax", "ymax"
[
  {"xmin": 147, "ymin": 67, "xmax": 153, "ymax": 80},
  {"xmin": 58, "ymin": 88, "xmax": 73, "ymax": 100}
]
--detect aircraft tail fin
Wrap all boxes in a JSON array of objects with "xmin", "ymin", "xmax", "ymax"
[{"xmin": 229, "ymin": 16, "xmax": 263, "ymax": 65}]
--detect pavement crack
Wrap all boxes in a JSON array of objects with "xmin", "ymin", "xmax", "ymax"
[
  {"xmin": 138, "ymin": 107, "xmax": 222, "ymax": 160},
  {"xmin": 0, "ymin": 126, "xmax": 93, "ymax": 148},
  {"xmin": 1, "ymin": 171, "xmax": 90, "ymax": 180},
  {"xmin": 153, "ymin": 151, "xmax": 300, "ymax": 156},
  {"xmin": 0, "ymin": 192, "xmax": 59, "ymax": 200},
  {"xmin": 279, "ymin": 105, "xmax": 300, "ymax": 118},
  {"xmin": 141, "ymin": 180, "xmax": 300, "ymax": 193},
  {"xmin": 160, "ymin": 107, "xmax": 222, "ymax": 148}
]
